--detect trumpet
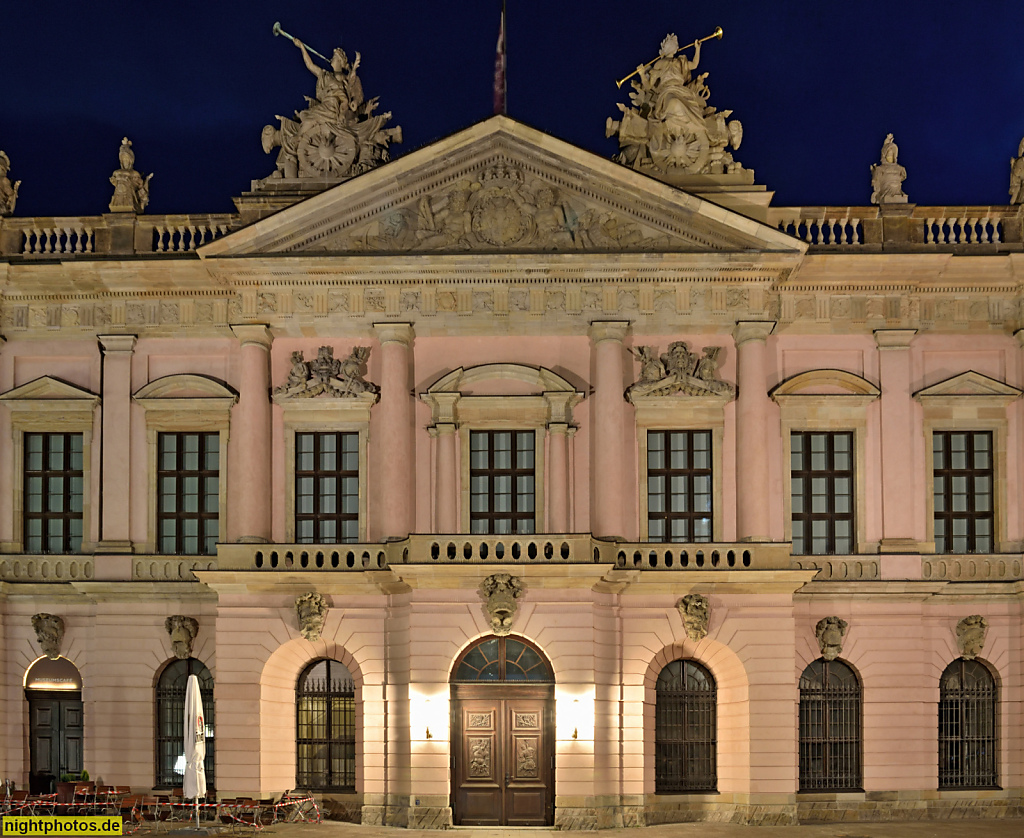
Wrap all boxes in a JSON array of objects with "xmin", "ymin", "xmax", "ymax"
[
  {"xmin": 615, "ymin": 26, "xmax": 723, "ymax": 89},
  {"xmin": 273, "ymin": 21, "xmax": 332, "ymax": 65}
]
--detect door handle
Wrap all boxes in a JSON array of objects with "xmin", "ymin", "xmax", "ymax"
[{"xmin": 504, "ymin": 772, "xmax": 509, "ymax": 786}]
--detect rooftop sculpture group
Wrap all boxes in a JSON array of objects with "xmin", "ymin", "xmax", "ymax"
[
  {"xmin": 0, "ymin": 151, "xmax": 19, "ymax": 216},
  {"xmin": 109, "ymin": 137, "xmax": 152, "ymax": 213},
  {"xmin": 606, "ymin": 28, "xmax": 746, "ymax": 179},
  {"xmin": 260, "ymin": 22, "xmax": 402, "ymax": 183},
  {"xmin": 870, "ymin": 133, "xmax": 907, "ymax": 205}
]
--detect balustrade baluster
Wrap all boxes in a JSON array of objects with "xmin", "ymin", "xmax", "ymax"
[{"xmin": 966, "ymin": 217, "xmax": 978, "ymax": 243}]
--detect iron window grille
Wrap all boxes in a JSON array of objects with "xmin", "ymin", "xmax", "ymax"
[
  {"xmin": 295, "ymin": 432, "xmax": 359, "ymax": 544},
  {"xmin": 933, "ymin": 431, "xmax": 994, "ymax": 554},
  {"xmin": 24, "ymin": 432, "xmax": 84, "ymax": 554},
  {"xmin": 157, "ymin": 432, "xmax": 219, "ymax": 556},
  {"xmin": 469, "ymin": 430, "xmax": 535, "ymax": 535},
  {"xmin": 791, "ymin": 431, "xmax": 854, "ymax": 555},
  {"xmin": 655, "ymin": 659, "xmax": 717, "ymax": 793},
  {"xmin": 798, "ymin": 658, "xmax": 861, "ymax": 791},
  {"xmin": 938, "ymin": 658, "xmax": 998, "ymax": 789},
  {"xmin": 647, "ymin": 430, "xmax": 713, "ymax": 542},
  {"xmin": 451, "ymin": 636, "xmax": 554, "ymax": 683},
  {"xmin": 296, "ymin": 659, "xmax": 356, "ymax": 792},
  {"xmin": 155, "ymin": 658, "xmax": 215, "ymax": 790}
]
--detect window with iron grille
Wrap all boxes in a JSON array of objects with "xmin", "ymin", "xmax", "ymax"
[
  {"xmin": 157, "ymin": 432, "xmax": 219, "ymax": 555},
  {"xmin": 24, "ymin": 432, "xmax": 84, "ymax": 554},
  {"xmin": 933, "ymin": 432, "xmax": 993, "ymax": 554},
  {"xmin": 798, "ymin": 659, "xmax": 861, "ymax": 791},
  {"xmin": 939, "ymin": 658, "xmax": 998, "ymax": 789},
  {"xmin": 791, "ymin": 432, "xmax": 854, "ymax": 555},
  {"xmin": 647, "ymin": 430, "xmax": 713, "ymax": 542},
  {"xmin": 469, "ymin": 430, "xmax": 535, "ymax": 535},
  {"xmin": 295, "ymin": 432, "xmax": 359, "ymax": 543},
  {"xmin": 655, "ymin": 659, "xmax": 717, "ymax": 793},
  {"xmin": 155, "ymin": 658, "xmax": 215, "ymax": 789},
  {"xmin": 296, "ymin": 659, "xmax": 356, "ymax": 791}
]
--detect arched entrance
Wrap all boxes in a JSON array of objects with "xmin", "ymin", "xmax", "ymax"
[
  {"xmin": 450, "ymin": 635, "xmax": 554, "ymax": 826},
  {"xmin": 24, "ymin": 657, "xmax": 83, "ymax": 794}
]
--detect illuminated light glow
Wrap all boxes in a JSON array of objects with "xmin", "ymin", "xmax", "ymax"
[
  {"xmin": 556, "ymin": 686, "xmax": 595, "ymax": 741},
  {"xmin": 23, "ymin": 655, "xmax": 83, "ymax": 691},
  {"xmin": 410, "ymin": 688, "xmax": 450, "ymax": 742}
]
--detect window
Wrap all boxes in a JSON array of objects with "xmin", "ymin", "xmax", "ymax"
[
  {"xmin": 296, "ymin": 659, "xmax": 356, "ymax": 792},
  {"xmin": 933, "ymin": 432, "xmax": 993, "ymax": 554},
  {"xmin": 647, "ymin": 430, "xmax": 712, "ymax": 542},
  {"xmin": 158, "ymin": 432, "xmax": 219, "ymax": 555},
  {"xmin": 155, "ymin": 658, "xmax": 215, "ymax": 790},
  {"xmin": 469, "ymin": 430, "xmax": 535, "ymax": 534},
  {"xmin": 452, "ymin": 636, "xmax": 553, "ymax": 682},
  {"xmin": 791, "ymin": 432, "xmax": 854, "ymax": 555},
  {"xmin": 939, "ymin": 659, "xmax": 997, "ymax": 789},
  {"xmin": 295, "ymin": 432, "xmax": 359, "ymax": 544},
  {"xmin": 798, "ymin": 659, "xmax": 861, "ymax": 791},
  {"xmin": 655, "ymin": 659, "xmax": 717, "ymax": 793},
  {"xmin": 24, "ymin": 433, "xmax": 84, "ymax": 554}
]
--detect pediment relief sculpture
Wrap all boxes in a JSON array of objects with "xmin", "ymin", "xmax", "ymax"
[
  {"xmin": 677, "ymin": 594, "xmax": 710, "ymax": 642},
  {"xmin": 815, "ymin": 616, "xmax": 848, "ymax": 661},
  {"xmin": 955, "ymin": 614, "xmax": 987, "ymax": 660},
  {"xmin": 165, "ymin": 615, "xmax": 199, "ymax": 660},
  {"xmin": 0, "ymin": 150, "xmax": 20, "ymax": 216},
  {"xmin": 627, "ymin": 342, "xmax": 734, "ymax": 401},
  {"xmin": 274, "ymin": 346, "xmax": 380, "ymax": 400},
  {"xmin": 32, "ymin": 613, "xmax": 65, "ymax": 660},
  {"xmin": 607, "ymin": 30, "xmax": 746, "ymax": 178},
  {"xmin": 109, "ymin": 137, "xmax": 152, "ymax": 213},
  {"xmin": 296, "ymin": 592, "xmax": 329, "ymax": 642},
  {"xmin": 260, "ymin": 27, "xmax": 401, "ymax": 184},
  {"xmin": 479, "ymin": 573, "xmax": 525, "ymax": 636},
  {"xmin": 335, "ymin": 161, "xmax": 675, "ymax": 253}
]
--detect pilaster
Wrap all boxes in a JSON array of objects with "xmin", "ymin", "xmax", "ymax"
[
  {"xmin": 589, "ymin": 321, "xmax": 629, "ymax": 540},
  {"xmin": 733, "ymin": 321, "xmax": 775, "ymax": 542},
  {"xmin": 373, "ymin": 323, "xmax": 415, "ymax": 540},
  {"xmin": 96, "ymin": 334, "xmax": 136, "ymax": 553}
]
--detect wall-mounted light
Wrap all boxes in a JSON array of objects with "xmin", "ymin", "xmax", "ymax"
[
  {"xmin": 572, "ymin": 700, "xmax": 579, "ymax": 740},
  {"xmin": 556, "ymin": 688, "xmax": 595, "ymax": 741},
  {"xmin": 411, "ymin": 690, "xmax": 448, "ymax": 742}
]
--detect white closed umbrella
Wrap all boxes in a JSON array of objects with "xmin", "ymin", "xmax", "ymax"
[{"xmin": 183, "ymin": 674, "xmax": 207, "ymax": 824}]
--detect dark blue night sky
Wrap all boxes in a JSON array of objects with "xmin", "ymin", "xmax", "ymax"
[{"xmin": 1, "ymin": 1, "xmax": 1022, "ymax": 216}]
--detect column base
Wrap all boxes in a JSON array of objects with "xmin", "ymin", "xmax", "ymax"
[
  {"xmin": 95, "ymin": 540, "xmax": 134, "ymax": 554},
  {"xmin": 235, "ymin": 536, "xmax": 270, "ymax": 544},
  {"xmin": 878, "ymin": 538, "xmax": 923, "ymax": 554}
]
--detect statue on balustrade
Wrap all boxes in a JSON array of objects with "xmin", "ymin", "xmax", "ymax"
[
  {"xmin": 109, "ymin": 137, "xmax": 152, "ymax": 213},
  {"xmin": 260, "ymin": 32, "xmax": 402, "ymax": 182},
  {"xmin": 274, "ymin": 345, "xmax": 380, "ymax": 400},
  {"xmin": 0, "ymin": 150, "xmax": 20, "ymax": 216},
  {"xmin": 1009, "ymin": 137, "xmax": 1024, "ymax": 204},
  {"xmin": 627, "ymin": 341, "xmax": 734, "ymax": 400},
  {"xmin": 606, "ymin": 29, "xmax": 746, "ymax": 178},
  {"xmin": 870, "ymin": 133, "xmax": 907, "ymax": 205}
]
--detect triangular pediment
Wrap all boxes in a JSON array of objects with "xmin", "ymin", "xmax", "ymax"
[
  {"xmin": 915, "ymin": 371, "xmax": 1022, "ymax": 400},
  {"xmin": 0, "ymin": 376, "xmax": 99, "ymax": 403},
  {"xmin": 200, "ymin": 116, "xmax": 803, "ymax": 258}
]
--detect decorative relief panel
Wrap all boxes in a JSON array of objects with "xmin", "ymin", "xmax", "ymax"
[
  {"xmin": 516, "ymin": 738, "xmax": 538, "ymax": 777},
  {"xmin": 467, "ymin": 713, "xmax": 492, "ymax": 729},
  {"xmin": 514, "ymin": 712, "xmax": 539, "ymax": 729},
  {"xmin": 468, "ymin": 737, "xmax": 491, "ymax": 778}
]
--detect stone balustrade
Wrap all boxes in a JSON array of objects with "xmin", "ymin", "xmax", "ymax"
[
  {"xmin": 791, "ymin": 557, "xmax": 881, "ymax": 580},
  {"xmin": 922, "ymin": 554, "xmax": 1023, "ymax": 582},
  {"xmin": 0, "ymin": 555, "xmax": 94, "ymax": 582}
]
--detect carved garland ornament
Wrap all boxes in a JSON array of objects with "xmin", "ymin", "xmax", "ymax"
[
  {"xmin": 32, "ymin": 613, "xmax": 65, "ymax": 660},
  {"xmin": 295, "ymin": 592, "xmax": 329, "ymax": 641},
  {"xmin": 627, "ymin": 341, "xmax": 734, "ymax": 400},
  {"xmin": 955, "ymin": 615, "xmax": 988, "ymax": 660},
  {"xmin": 677, "ymin": 593, "xmax": 710, "ymax": 642},
  {"xmin": 479, "ymin": 573, "xmax": 525, "ymax": 636},
  {"xmin": 274, "ymin": 345, "xmax": 380, "ymax": 400},
  {"xmin": 165, "ymin": 615, "xmax": 199, "ymax": 660},
  {"xmin": 815, "ymin": 616, "xmax": 848, "ymax": 661}
]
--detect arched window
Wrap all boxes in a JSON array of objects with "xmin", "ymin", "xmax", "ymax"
[
  {"xmin": 798, "ymin": 659, "xmax": 860, "ymax": 791},
  {"xmin": 451, "ymin": 636, "xmax": 554, "ymax": 682},
  {"xmin": 655, "ymin": 659, "xmax": 716, "ymax": 793},
  {"xmin": 156, "ymin": 658, "xmax": 214, "ymax": 789},
  {"xmin": 296, "ymin": 659, "xmax": 355, "ymax": 791},
  {"xmin": 939, "ymin": 659, "xmax": 997, "ymax": 788}
]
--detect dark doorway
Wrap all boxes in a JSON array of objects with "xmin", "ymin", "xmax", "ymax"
[
  {"xmin": 450, "ymin": 636, "xmax": 554, "ymax": 826},
  {"xmin": 28, "ymin": 694, "xmax": 83, "ymax": 793}
]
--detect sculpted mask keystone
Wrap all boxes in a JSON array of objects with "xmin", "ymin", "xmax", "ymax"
[
  {"xmin": 296, "ymin": 592, "xmax": 329, "ymax": 642},
  {"xmin": 32, "ymin": 614, "xmax": 65, "ymax": 660},
  {"xmin": 955, "ymin": 615, "xmax": 988, "ymax": 660},
  {"xmin": 677, "ymin": 594, "xmax": 710, "ymax": 642},
  {"xmin": 815, "ymin": 616, "xmax": 848, "ymax": 661},
  {"xmin": 165, "ymin": 616, "xmax": 199, "ymax": 660},
  {"xmin": 479, "ymin": 574, "xmax": 525, "ymax": 636}
]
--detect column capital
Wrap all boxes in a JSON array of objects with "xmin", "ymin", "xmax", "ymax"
[
  {"xmin": 97, "ymin": 334, "xmax": 137, "ymax": 354},
  {"xmin": 588, "ymin": 320, "xmax": 630, "ymax": 344},
  {"xmin": 421, "ymin": 391, "xmax": 461, "ymax": 426},
  {"xmin": 733, "ymin": 320, "xmax": 775, "ymax": 347},
  {"xmin": 874, "ymin": 328, "xmax": 917, "ymax": 350},
  {"xmin": 230, "ymin": 324, "xmax": 273, "ymax": 349},
  {"xmin": 430, "ymin": 422, "xmax": 458, "ymax": 438},
  {"xmin": 546, "ymin": 422, "xmax": 572, "ymax": 436},
  {"xmin": 373, "ymin": 322, "xmax": 415, "ymax": 346}
]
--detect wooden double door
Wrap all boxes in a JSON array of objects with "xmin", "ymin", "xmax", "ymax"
[
  {"xmin": 451, "ymin": 684, "xmax": 554, "ymax": 826},
  {"xmin": 28, "ymin": 692, "xmax": 83, "ymax": 793}
]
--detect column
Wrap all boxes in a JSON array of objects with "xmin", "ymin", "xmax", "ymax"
[
  {"xmin": 733, "ymin": 321, "xmax": 776, "ymax": 542},
  {"xmin": 547, "ymin": 424, "xmax": 571, "ymax": 533},
  {"xmin": 373, "ymin": 323, "xmax": 415, "ymax": 540},
  {"xmin": 229, "ymin": 325, "xmax": 272, "ymax": 543},
  {"xmin": 875, "ymin": 329, "xmax": 918, "ymax": 552},
  {"xmin": 589, "ymin": 321, "xmax": 629, "ymax": 540},
  {"xmin": 97, "ymin": 334, "xmax": 136, "ymax": 552},
  {"xmin": 434, "ymin": 423, "xmax": 458, "ymax": 532}
]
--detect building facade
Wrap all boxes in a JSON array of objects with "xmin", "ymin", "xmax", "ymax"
[{"xmin": 1, "ymin": 102, "xmax": 1023, "ymax": 827}]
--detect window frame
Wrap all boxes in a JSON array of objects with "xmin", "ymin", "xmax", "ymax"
[
  {"xmin": 938, "ymin": 657, "xmax": 999, "ymax": 790},
  {"xmin": 23, "ymin": 432, "xmax": 86, "ymax": 554},
  {"xmin": 798, "ymin": 657, "xmax": 862, "ymax": 792},
  {"xmin": 156, "ymin": 431, "xmax": 221, "ymax": 556},
  {"xmin": 294, "ymin": 431, "xmax": 361, "ymax": 544},
  {"xmin": 654, "ymin": 658, "xmax": 718, "ymax": 794},
  {"xmin": 931, "ymin": 431, "xmax": 995, "ymax": 555},
  {"xmin": 789, "ymin": 430, "xmax": 856, "ymax": 556},
  {"xmin": 468, "ymin": 429, "xmax": 538, "ymax": 535},
  {"xmin": 155, "ymin": 657, "xmax": 215, "ymax": 790},
  {"xmin": 645, "ymin": 429, "xmax": 715, "ymax": 543},
  {"xmin": 295, "ymin": 658, "xmax": 357, "ymax": 793}
]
